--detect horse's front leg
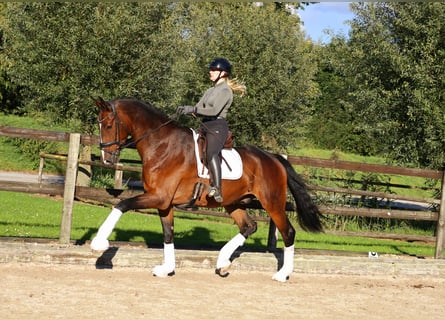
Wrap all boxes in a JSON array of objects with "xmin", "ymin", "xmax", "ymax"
[
  {"xmin": 91, "ymin": 207, "xmax": 123, "ymax": 251},
  {"xmin": 152, "ymin": 207, "xmax": 176, "ymax": 278},
  {"xmin": 215, "ymin": 206, "xmax": 257, "ymax": 277},
  {"xmin": 90, "ymin": 194, "xmax": 165, "ymax": 251}
]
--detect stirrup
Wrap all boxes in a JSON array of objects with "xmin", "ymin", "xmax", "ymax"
[{"xmin": 208, "ymin": 186, "xmax": 223, "ymax": 203}]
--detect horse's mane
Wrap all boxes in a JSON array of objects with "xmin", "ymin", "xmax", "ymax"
[{"xmin": 117, "ymin": 98, "xmax": 170, "ymax": 121}]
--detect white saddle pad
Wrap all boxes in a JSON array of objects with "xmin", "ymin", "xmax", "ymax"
[{"xmin": 192, "ymin": 129, "xmax": 243, "ymax": 180}]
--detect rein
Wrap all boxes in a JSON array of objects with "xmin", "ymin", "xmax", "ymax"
[{"xmin": 119, "ymin": 118, "xmax": 173, "ymax": 150}]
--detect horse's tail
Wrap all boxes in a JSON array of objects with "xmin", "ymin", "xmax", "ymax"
[{"xmin": 274, "ymin": 154, "xmax": 324, "ymax": 233}]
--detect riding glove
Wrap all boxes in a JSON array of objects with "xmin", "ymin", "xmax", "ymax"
[{"xmin": 177, "ymin": 105, "xmax": 196, "ymax": 114}]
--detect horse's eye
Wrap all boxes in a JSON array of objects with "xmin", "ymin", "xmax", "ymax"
[{"xmin": 106, "ymin": 125, "xmax": 113, "ymax": 130}]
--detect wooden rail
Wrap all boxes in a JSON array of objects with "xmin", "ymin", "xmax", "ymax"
[
  {"xmin": 1, "ymin": 125, "xmax": 445, "ymax": 257},
  {"xmin": 0, "ymin": 125, "xmax": 99, "ymax": 145},
  {"xmin": 289, "ymin": 155, "xmax": 443, "ymax": 179}
]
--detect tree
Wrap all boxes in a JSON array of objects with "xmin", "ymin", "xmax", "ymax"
[
  {"xmin": 2, "ymin": 2, "xmax": 172, "ymax": 133},
  {"xmin": 342, "ymin": 2, "xmax": 445, "ymax": 168},
  {"xmin": 0, "ymin": 3, "xmax": 21, "ymax": 114}
]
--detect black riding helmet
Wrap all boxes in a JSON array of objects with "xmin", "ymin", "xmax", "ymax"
[{"xmin": 208, "ymin": 58, "xmax": 232, "ymax": 75}]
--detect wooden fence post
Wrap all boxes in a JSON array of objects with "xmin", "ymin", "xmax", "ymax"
[
  {"xmin": 59, "ymin": 133, "xmax": 81, "ymax": 244},
  {"xmin": 435, "ymin": 169, "xmax": 445, "ymax": 258},
  {"xmin": 114, "ymin": 163, "xmax": 123, "ymax": 189}
]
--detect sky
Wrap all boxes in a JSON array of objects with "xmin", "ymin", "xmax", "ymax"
[{"xmin": 297, "ymin": 2, "xmax": 354, "ymax": 43}]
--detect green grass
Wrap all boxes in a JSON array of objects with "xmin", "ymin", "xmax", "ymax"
[
  {"xmin": 0, "ymin": 113, "xmax": 71, "ymax": 172},
  {"xmin": 0, "ymin": 191, "xmax": 436, "ymax": 257},
  {"xmin": 290, "ymin": 147, "xmax": 387, "ymax": 164},
  {"xmin": 0, "ymin": 140, "xmax": 32, "ymax": 172},
  {"xmin": 0, "ymin": 113, "xmax": 68, "ymax": 131}
]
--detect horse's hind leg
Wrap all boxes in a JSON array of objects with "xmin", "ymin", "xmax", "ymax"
[
  {"xmin": 152, "ymin": 207, "xmax": 176, "ymax": 278},
  {"xmin": 272, "ymin": 217, "xmax": 295, "ymax": 282},
  {"xmin": 262, "ymin": 199, "xmax": 296, "ymax": 282},
  {"xmin": 268, "ymin": 214, "xmax": 296, "ymax": 282},
  {"xmin": 215, "ymin": 206, "xmax": 257, "ymax": 277}
]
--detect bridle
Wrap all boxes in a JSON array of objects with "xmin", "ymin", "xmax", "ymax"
[{"xmin": 98, "ymin": 101, "xmax": 173, "ymax": 163}]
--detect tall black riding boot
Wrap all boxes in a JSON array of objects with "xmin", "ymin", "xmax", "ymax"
[{"xmin": 208, "ymin": 155, "xmax": 223, "ymax": 203}]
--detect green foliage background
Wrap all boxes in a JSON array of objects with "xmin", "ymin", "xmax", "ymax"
[{"xmin": 320, "ymin": 2, "xmax": 445, "ymax": 168}]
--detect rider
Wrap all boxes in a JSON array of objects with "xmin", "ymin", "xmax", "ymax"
[{"xmin": 178, "ymin": 57, "xmax": 246, "ymax": 203}]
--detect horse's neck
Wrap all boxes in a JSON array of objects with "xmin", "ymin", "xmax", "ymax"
[
  {"xmin": 123, "ymin": 109, "xmax": 167, "ymax": 139},
  {"xmin": 135, "ymin": 126, "xmax": 194, "ymax": 168}
]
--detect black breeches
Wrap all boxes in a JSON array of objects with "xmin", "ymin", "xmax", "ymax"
[{"xmin": 199, "ymin": 119, "xmax": 229, "ymax": 163}]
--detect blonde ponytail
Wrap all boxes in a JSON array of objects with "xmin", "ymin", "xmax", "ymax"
[{"xmin": 227, "ymin": 78, "xmax": 247, "ymax": 97}]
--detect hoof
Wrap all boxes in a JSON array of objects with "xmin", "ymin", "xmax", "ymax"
[
  {"xmin": 152, "ymin": 265, "xmax": 175, "ymax": 278},
  {"xmin": 152, "ymin": 271, "xmax": 175, "ymax": 278},
  {"xmin": 272, "ymin": 271, "xmax": 290, "ymax": 283},
  {"xmin": 90, "ymin": 237, "xmax": 109, "ymax": 252},
  {"xmin": 215, "ymin": 266, "xmax": 231, "ymax": 278}
]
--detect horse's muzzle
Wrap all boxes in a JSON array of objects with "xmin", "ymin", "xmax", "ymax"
[{"xmin": 101, "ymin": 149, "xmax": 120, "ymax": 165}]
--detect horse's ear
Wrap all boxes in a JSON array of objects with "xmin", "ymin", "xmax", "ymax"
[{"xmin": 92, "ymin": 96, "xmax": 112, "ymax": 112}]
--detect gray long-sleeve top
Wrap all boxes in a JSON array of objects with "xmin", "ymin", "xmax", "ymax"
[{"xmin": 194, "ymin": 81, "xmax": 233, "ymax": 119}]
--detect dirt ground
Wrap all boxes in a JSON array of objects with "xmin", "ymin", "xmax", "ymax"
[{"xmin": 1, "ymin": 262, "xmax": 444, "ymax": 320}]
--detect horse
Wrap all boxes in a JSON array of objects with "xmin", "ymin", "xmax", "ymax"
[{"xmin": 91, "ymin": 97, "xmax": 323, "ymax": 282}]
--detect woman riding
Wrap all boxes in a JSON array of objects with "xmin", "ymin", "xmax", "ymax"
[{"xmin": 178, "ymin": 57, "xmax": 246, "ymax": 203}]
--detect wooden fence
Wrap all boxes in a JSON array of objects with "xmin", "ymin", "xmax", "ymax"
[{"xmin": 1, "ymin": 125, "xmax": 444, "ymax": 258}]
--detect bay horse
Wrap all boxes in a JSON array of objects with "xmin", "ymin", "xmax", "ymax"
[{"xmin": 91, "ymin": 97, "xmax": 323, "ymax": 282}]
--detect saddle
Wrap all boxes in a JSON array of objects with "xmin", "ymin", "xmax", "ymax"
[
  {"xmin": 176, "ymin": 129, "xmax": 240, "ymax": 210},
  {"xmin": 196, "ymin": 129, "xmax": 234, "ymax": 167}
]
